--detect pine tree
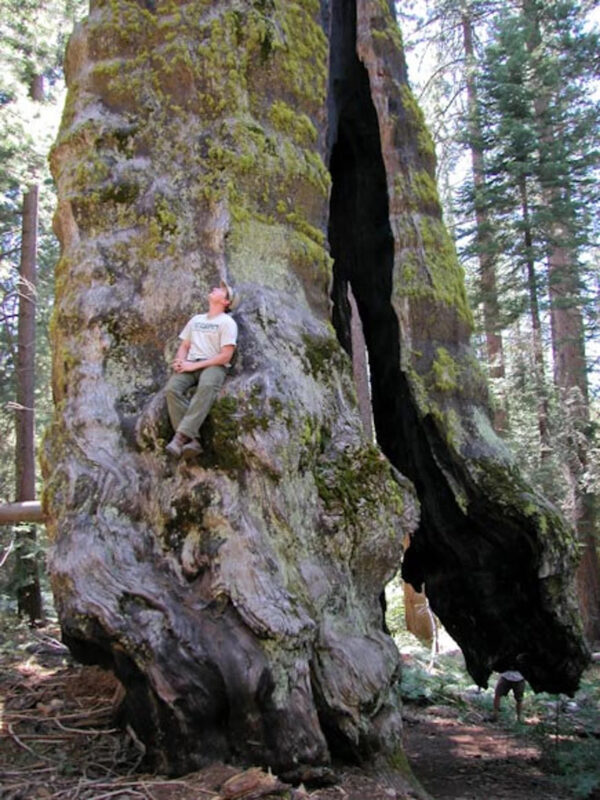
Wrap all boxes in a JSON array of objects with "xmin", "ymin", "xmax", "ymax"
[
  {"xmin": 461, "ymin": 4, "xmax": 508, "ymax": 431},
  {"xmin": 522, "ymin": 0, "xmax": 600, "ymax": 640},
  {"xmin": 399, "ymin": 0, "xmax": 600, "ymax": 639},
  {"xmin": 469, "ymin": 0, "xmax": 600, "ymax": 639}
]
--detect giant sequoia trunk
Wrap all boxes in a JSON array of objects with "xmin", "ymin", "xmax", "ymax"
[{"xmin": 45, "ymin": 0, "xmax": 588, "ymax": 779}]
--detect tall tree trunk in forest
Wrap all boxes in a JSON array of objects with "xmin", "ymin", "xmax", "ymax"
[
  {"xmin": 44, "ymin": 0, "xmax": 588, "ymax": 778},
  {"xmin": 523, "ymin": 0, "xmax": 600, "ymax": 642},
  {"xmin": 461, "ymin": 9, "xmax": 507, "ymax": 434},
  {"xmin": 517, "ymin": 176, "xmax": 550, "ymax": 459},
  {"xmin": 403, "ymin": 582, "xmax": 435, "ymax": 644},
  {"xmin": 13, "ymin": 72, "xmax": 45, "ymax": 624},
  {"xmin": 402, "ymin": 533, "xmax": 434, "ymax": 643},
  {"xmin": 14, "ymin": 182, "xmax": 43, "ymax": 623}
]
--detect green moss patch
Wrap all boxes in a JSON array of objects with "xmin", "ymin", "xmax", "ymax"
[
  {"xmin": 432, "ymin": 347, "xmax": 459, "ymax": 393},
  {"xmin": 301, "ymin": 332, "xmax": 344, "ymax": 379},
  {"xmin": 315, "ymin": 443, "xmax": 406, "ymax": 527}
]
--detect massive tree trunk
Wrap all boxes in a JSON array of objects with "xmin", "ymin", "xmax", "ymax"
[{"xmin": 45, "ymin": 0, "xmax": 588, "ymax": 779}]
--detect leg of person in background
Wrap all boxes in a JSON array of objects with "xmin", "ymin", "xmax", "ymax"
[
  {"xmin": 492, "ymin": 696, "xmax": 500, "ymax": 720},
  {"xmin": 513, "ymin": 679, "xmax": 525, "ymax": 722},
  {"xmin": 492, "ymin": 675, "xmax": 513, "ymax": 721}
]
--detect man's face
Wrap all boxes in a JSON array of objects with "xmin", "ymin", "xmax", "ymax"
[{"xmin": 209, "ymin": 286, "xmax": 229, "ymax": 305}]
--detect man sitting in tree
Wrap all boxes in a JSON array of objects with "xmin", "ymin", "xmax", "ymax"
[{"xmin": 165, "ymin": 280, "xmax": 239, "ymax": 459}]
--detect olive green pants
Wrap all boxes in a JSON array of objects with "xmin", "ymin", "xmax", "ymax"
[{"xmin": 165, "ymin": 365, "xmax": 226, "ymax": 440}]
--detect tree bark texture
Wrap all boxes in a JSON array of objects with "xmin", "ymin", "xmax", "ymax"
[
  {"xmin": 45, "ymin": 0, "xmax": 588, "ymax": 777},
  {"xmin": 15, "ymin": 183, "xmax": 43, "ymax": 622},
  {"xmin": 16, "ymin": 186, "xmax": 38, "ymax": 504}
]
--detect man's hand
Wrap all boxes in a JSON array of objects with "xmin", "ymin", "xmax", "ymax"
[
  {"xmin": 171, "ymin": 344, "xmax": 234, "ymax": 373},
  {"xmin": 172, "ymin": 340, "xmax": 192, "ymax": 372},
  {"xmin": 172, "ymin": 358, "xmax": 199, "ymax": 373}
]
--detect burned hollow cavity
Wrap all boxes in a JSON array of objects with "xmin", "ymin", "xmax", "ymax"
[
  {"xmin": 326, "ymin": 0, "xmax": 464, "ymax": 578},
  {"xmin": 326, "ymin": 0, "xmax": 462, "ymax": 581},
  {"xmin": 325, "ymin": 0, "xmax": 587, "ymax": 695}
]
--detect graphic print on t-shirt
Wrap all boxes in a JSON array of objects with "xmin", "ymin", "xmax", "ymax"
[{"xmin": 180, "ymin": 313, "xmax": 238, "ymax": 362}]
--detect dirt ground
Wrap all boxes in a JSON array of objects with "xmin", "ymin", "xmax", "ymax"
[
  {"xmin": 0, "ymin": 624, "xmax": 592, "ymax": 800},
  {"xmin": 403, "ymin": 705, "xmax": 578, "ymax": 800}
]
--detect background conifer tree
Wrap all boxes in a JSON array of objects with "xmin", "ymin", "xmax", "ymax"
[{"xmin": 400, "ymin": 0, "xmax": 600, "ymax": 640}]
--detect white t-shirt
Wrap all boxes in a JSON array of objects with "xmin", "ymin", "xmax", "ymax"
[{"xmin": 179, "ymin": 312, "xmax": 238, "ymax": 363}]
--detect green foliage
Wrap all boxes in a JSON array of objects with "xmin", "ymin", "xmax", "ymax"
[
  {"xmin": 520, "ymin": 667, "xmax": 600, "ymax": 799},
  {"xmin": 465, "ymin": 0, "xmax": 600, "ymax": 511},
  {"xmin": 389, "ymin": 632, "xmax": 467, "ymax": 709},
  {"xmin": 384, "ymin": 575, "xmax": 406, "ymax": 638},
  {"xmin": 553, "ymin": 739, "xmax": 600, "ymax": 798},
  {"xmin": 466, "ymin": 0, "xmax": 600, "ymax": 261},
  {"xmin": 398, "ymin": 648, "xmax": 476, "ymax": 709}
]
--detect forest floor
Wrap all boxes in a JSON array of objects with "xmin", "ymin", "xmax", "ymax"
[{"xmin": 1, "ymin": 619, "xmax": 599, "ymax": 800}]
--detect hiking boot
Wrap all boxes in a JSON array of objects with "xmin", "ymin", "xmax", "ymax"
[
  {"xmin": 166, "ymin": 431, "xmax": 190, "ymax": 457},
  {"xmin": 181, "ymin": 438, "xmax": 203, "ymax": 461}
]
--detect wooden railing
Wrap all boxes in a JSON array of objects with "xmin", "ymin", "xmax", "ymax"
[{"xmin": 0, "ymin": 501, "xmax": 44, "ymax": 524}]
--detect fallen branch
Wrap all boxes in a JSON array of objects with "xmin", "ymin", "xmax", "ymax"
[
  {"xmin": 0, "ymin": 532, "xmax": 16, "ymax": 565},
  {"xmin": 53, "ymin": 717, "xmax": 120, "ymax": 736}
]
